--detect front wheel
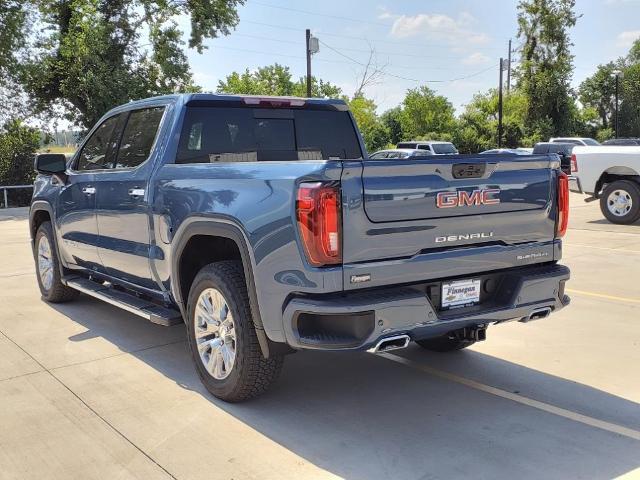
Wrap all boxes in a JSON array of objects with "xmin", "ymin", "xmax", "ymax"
[
  {"xmin": 186, "ymin": 260, "xmax": 283, "ymax": 402},
  {"xmin": 34, "ymin": 221, "xmax": 79, "ymax": 303},
  {"xmin": 600, "ymin": 180, "xmax": 640, "ymax": 225},
  {"xmin": 416, "ymin": 335, "xmax": 475, "ymax": 352}
]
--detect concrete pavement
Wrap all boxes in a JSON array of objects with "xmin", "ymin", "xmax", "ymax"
[{"xmin": 0, "ymin": 195, "xmax": 638, "ymax": 479}]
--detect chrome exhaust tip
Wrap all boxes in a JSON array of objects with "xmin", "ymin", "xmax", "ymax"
[
  {"xmin": 521, "ymin": 306, "xmax": 552, "ymax": 323},
  {"xmin": 367, "ymin": 334, "xmax": 411, "ymax": 354}
]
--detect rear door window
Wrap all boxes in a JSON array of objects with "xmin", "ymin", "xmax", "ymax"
[
  {"xmin": 176, "ymin": 107, "xmax": 362, "ymax": 163},
  {"xmin": 115, "ymin": 107, "xmax": 165, "ymax": 169}
]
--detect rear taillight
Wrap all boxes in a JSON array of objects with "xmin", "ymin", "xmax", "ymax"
[
  {"xmin": 557, "ymin": 172, "xmax": 569, "ymax": 238},
  {"xmin": 296, "ymin": 182, "xmax": 342, "ymax": 266},
  {"xmin": 570, "ymin": 153, "xmax": 578, "ymax": 173}
]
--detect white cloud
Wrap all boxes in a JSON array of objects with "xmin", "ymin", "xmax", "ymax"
[
  {"xmin": 384, "ymin": 11, "xmax": 490, "ymax": 47},
  {"xmin": 616, "ymin": 30, "xmax": 640, "ymax": 47},
  {"xmin": 462, "ymin": 52, "xmax": 491, "ymax": 66}
]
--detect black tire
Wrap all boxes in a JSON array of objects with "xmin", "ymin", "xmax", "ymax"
[
  {"xmin": 34, "ymin": 221, "xmax": 80, "ymax": 303},
  {"xmin": 600, "ymin": 180, "xmax": 640, "ymax": 225},
  {"xmin": 186, "ymin": 260, "xmax": 284, "ymax": 402},
  {"xmin": 416, "ymin": 335, "xmax": 475, "ymax": 352}
]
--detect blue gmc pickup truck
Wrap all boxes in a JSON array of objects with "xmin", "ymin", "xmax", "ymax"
[{"xmin": 30, "ymin": 94, "xmax": 570, "ymax": 402}]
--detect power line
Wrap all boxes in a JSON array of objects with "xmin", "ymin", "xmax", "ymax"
[
  {"xmin": 233, "ymin": 32, "xmax": 487, "ymax": 61},
  {"xmin": 318, "ymin": 40, "xmax": 496, "ymax": 83},
  {"xmin": 248, "ymin": 1, "xmax": 396, "ymax": 28},
  {"xmin": 317, "ymin": 40, "xmax": 419, "ymax": 82},
  {"xmin": 249, "ymin": 0, "xmax": 504, "ymax": 39},
  {"xmin": 242, "ymin": 20, "xmax": 505, "ymax": 51}
]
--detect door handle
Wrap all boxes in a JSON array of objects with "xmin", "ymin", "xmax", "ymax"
[
  {"xmin": 128, "ymin": 188, "xmax": 145, "ymax": 197},
  {"xmin": 82, "ymin": 187, "xmax": 96, "ymax": 195}
]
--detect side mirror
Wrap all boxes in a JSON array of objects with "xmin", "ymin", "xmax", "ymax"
[{"xmin": 34, "ymin": 153, "xmax": 67, "ymax": 175}]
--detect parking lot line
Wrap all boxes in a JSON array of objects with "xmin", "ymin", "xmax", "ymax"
[
  {"xmin": 567, "ymin": 243, "xmax": 640, "ymax": 254},
  {"xmin": 381, "ymin": 353, "xmax": 640, "ymax": 442},
  {"xmin": 566, "ymin": 288, "xmax": 640, "ymax": 304},
  {"xmin": 569, "ymin": 227, "xmax": 640, "ymax": 236}
]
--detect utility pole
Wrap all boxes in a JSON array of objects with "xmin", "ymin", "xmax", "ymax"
[
  {"xmin": 614, "ymin": 71, "xmax": 620, "ymax": 138},
  {"xmin": 305, "ymin": 29, "xmax": 312, "ymax": 97},
  {"xmin": 506, "ymin": 39, "xmax": 512, "ymax": 94},
  {"xmin": 305, "ymin": 29, "xmax": 320, "ymax": 97},
  {"xmin": 498, "ymin": 57, "xmax": 504, "ymax": 148}
]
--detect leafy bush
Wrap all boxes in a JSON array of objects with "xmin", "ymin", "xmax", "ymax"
[{"xmin": 0, "ymin": 120, "xmax": 40, "ymax": 206}]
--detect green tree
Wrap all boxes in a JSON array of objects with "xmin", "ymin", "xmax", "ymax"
[
  {"xmin": 0, "ymin": 2, "xmax": 27, "ymax": 75},
  {"xmin": 217, "ymin": 63, "xmax": 342, "ymax": 98},
  {"xmin": 516, "ymin": 0, "xmax": 578, "ymax": 136},
  {"xmin": 0, "ymin": 120, "xmax": 40, "ymax": 189},
  {"xmin": 453, "ymin": 89, "xmax": 529, "ymax": 153},
  {"xmin": 348, "ymin": 95, "xmax": 390, "ymax": 153},
  {"xmin": 578, "ymin": 62, "xmax": 617, "ymax": 129},
  {"xmin": 399, "ymin": 86, "xmax": 456, "ymax": 140},
  {"xmin": 578, "ymin": 38, "xmax": 640, "ymax": 138},
  {"xmin": 619, "ymin": 63, "xmax": 640, "ymax": 137},
  {"xmin": 3, "ymin": 0, "xmax": 244, "ymax": 128},
  {"xmin": 380, "ymin": 107, "xmax": 403, "ymax": 146}
]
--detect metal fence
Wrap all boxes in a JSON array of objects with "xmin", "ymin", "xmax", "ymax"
[{"xmin": 1, "ymin": 185, "xmax": 33, "ymax": 208}]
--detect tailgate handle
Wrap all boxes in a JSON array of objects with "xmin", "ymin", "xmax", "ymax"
[{"xmin": 452, "ymin": 163, "xmax": 486, "ymax": 179}]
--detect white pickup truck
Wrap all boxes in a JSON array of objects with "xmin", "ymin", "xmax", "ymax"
[{"xmin": 572, "ymin": 145, "xmax": 640, "ymax": 224}]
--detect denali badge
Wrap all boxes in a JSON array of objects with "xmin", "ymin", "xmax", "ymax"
[
  {"xmin": 436, "ymin": 188, "xmax": 501, "ymax": 208},
  {"xmin": 435, "ymin": 232, "xmax": 494, "ymax": 243},
  {"xmin": 517, "ymin": 252, "xmax": 549, "ymax": 261}
]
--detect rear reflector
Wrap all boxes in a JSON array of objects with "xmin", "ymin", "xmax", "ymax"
[
  {"xmin": 557, "ymin": 172, "xmax": 569, "ymax": 237},
  {"xmin": 296, "ymin": 182, "xmax": 342, "ymax": 266},
  {"xmin": 570, "ymin": 153, "xmax": 578, "ymax": 173}
]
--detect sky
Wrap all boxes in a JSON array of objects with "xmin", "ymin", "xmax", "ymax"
[{"xmin": 181, "ymin": 0, "xmax": 640, "ymax": 114}]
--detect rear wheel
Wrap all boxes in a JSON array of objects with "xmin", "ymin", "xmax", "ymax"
[
  {"xmin": 416, "ymin": 335, "xmax": 475, "ymax": 352},
  {"xmin": 600, "ymin": 180, "xmax": 640, "ymax": 224},
  {"xmin": 34, "ymin": 221, "xmax": 79, "ymax": 303},
  {"xmin": 186, "ymin": 260, "xmax": 284, "ymax": 402}
]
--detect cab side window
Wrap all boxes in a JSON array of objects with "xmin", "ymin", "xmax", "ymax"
[
  {"xmin": 76, "ymin": 116, "xmax": 119, "ymax": 171},
  {"xmin": 115, "ymin": 107, "xmax": 165, "ymax": 169}
]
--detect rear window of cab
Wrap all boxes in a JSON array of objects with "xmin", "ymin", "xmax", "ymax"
[{"xmin": 176, "ymin": 107, "xmax": 363, "ymax": 163}]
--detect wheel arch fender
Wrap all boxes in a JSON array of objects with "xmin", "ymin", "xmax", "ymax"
[
  {"xmin": 29, "ymin": 200, "xmax": 55, "ymax": 241},
  {"xmin": 170, "ymin": 215, "xmax": 274, "ymax": 358},
  {"xmin": 595, "ymin": 167, "xmax": 640, "ymax": 195},
  {"xmin": 29, "ymin": 201, "xmax": 68, "ymax": 278}
]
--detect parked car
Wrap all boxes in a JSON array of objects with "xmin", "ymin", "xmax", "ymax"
[
  {"xmin": 396, "ymin": 141, "xmax": 458, "ymax": 155},
  {"xmin": 549, "ymin": 137, "xmax": 600, "ymax": 146},
  {"xmin": 480, "ymin": 148, "xmax": 531, "ymax": 155},
  {"xmin": 30, "ymin": 93, "xmax": 570, "ymax": 402},
  {"xmin": 532, "ymin": 142, "xmax": 574, "ymax": 175},
  {"xmin": 571, "ymin": 145, "xmax": 640, "ymax": 224},
  {"xmin": 370, "ymin": 148, "xmax": 436, "ymax": 159},
  {"xmin": 602, "ymin": 138, "xmax": 640, "ymax": 146}
]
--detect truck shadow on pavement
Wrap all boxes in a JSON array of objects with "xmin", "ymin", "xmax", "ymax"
[{"xmin": 53, "ymin": 298, "xmax": 640, "ymax": 480}]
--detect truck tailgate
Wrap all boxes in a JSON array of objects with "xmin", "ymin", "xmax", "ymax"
[{"xmin": 340, "ymin": 154, "xmax": 561, "ymax": 289}]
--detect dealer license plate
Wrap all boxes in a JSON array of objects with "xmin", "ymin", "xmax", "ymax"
[{"xmin": 441, "ymin": 279, "xmax": 481, "ymax": 309}]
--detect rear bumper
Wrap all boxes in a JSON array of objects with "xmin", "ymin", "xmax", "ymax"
[
  {"xmin": 569, "ymin": 175, "xmax": 583, "ymax": 194},
  {"xmin": 282, "ymin": 263, "xmax": 570, "ymax": 351}
]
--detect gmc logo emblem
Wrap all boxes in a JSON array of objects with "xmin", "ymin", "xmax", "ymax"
[{"xmin": 436, "ymin": 189, "xmax": 501, "ymax": 208}]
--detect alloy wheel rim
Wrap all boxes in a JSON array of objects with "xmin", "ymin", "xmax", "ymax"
[
  {"xmin": 37, "ymin": 236, "xmax": 54, "ymax": 291},
  {"xmin": 607, "ymin": 189, "xmax": 633, "ymax": 217},
  {"xmin": 194, "ymin": 288, "xmax": 237, "ymax": 380}
]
